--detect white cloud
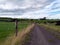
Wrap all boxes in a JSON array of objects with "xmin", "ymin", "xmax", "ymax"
[
  {"xmin": 47, "ymin": 14, "xmax": 60, "ymax": 19},
  {"xmin": 0, "ymin": 0, "xmax": 53, "ymax": 10},
  {"xmin": 0, "ymin": 0, "xmax": 7, "ymax": 3},
  {"xmin": 0, "ymin": 10, "xmax": 49, "ymax": 19},
  {"xmin": 0, "ymin": 3, "xmax": 16, "ymax": 10},
  {"xmin": 0, "ymin": 0, "xmax": 60, "ymax": 19},
  {"xmin": 44, "ymin": 0, "xmax": 60, "ymax": 12},
  {"xmin": 14, "ymin": 10, "xmax": 48, "ymax": 19}
]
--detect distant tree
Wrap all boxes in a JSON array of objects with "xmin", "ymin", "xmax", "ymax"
[
  {"xmin": 40, "ymin": 17, "xmax": 46, "ymax": 20},
  {"xmin": 43, "ymin": 17, "xmax": 46, "ymax": 20}
]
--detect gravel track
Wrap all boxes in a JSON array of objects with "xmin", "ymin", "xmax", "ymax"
[{"xmin": 25, "ymin": 24, "xmax": 60, "ymax": 45}]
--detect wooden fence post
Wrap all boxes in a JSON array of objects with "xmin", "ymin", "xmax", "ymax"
[{"xmin": 15, "ymin": 19, "xmax": 18, "ymax": 36}]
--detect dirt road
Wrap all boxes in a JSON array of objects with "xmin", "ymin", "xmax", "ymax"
[{"xmin": 26, "ymin": 24, "xmax": 60, "ymax": 45}]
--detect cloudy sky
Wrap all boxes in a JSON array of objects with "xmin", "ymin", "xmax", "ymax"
[{"xmin": 0, "ymin": 0, "xmax": 60, "ymax": 19}]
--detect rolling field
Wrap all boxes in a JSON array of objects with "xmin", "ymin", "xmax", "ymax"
[{"xmin": 0, "ymin": 21, "xmax": 29, "ymax": 43}]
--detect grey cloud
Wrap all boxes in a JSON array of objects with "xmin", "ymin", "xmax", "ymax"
[{"xmin": 0, "ymin": 0, "xmax": 55, "ymax": 15}]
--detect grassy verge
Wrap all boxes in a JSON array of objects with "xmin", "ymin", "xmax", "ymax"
[
  {"xmin": 21, "ymin": 29, "xmax": 32, "ymax": 45},
  {"xmin": 0, "ymin": 21, "xmax": 30, "ymax": 45},
  {"xmin": 40, "ymin": 23, "xmax": 60, "ymax": 40},
  {"xmin": 13, "ymin": 24, "xmax": 34, "ymax": 45}
]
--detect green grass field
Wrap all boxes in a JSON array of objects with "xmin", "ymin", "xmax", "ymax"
[{"xmin": 0, "ymin": 21, "xmax": 29, "ymax": 42}]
